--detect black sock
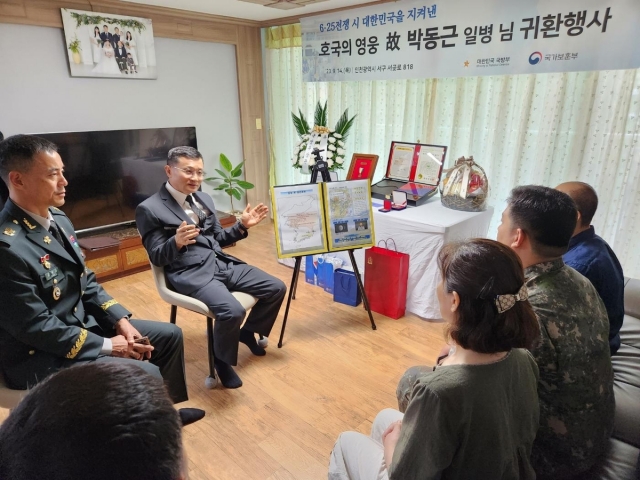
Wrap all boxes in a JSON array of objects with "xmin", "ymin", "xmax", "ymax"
[
  {"xmin": 239, "ymin": 328, "xmax": 266, "ymax": 356},
  {"xmin": 214, "ymin": 359, "xmax": 242, "ymax": 388}
]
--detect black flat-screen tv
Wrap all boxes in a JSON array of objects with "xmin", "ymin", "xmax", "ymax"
[{"xmin": 0, "ymin": 127, "xmax": 197, "ymax": 233}]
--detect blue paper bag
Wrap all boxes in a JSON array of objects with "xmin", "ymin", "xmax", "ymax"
[
  {"xmin": 318, "ymin": 257, "xmax": 335, "ymax": 292},
  {"xmin": 305, "ymin": 256, "xmax": 317, "ymax": 285},
  {"xmin": 333, "ymin": 269, "xmax": 361, "ymax": 307}
]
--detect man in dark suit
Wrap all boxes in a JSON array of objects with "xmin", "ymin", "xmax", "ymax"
[
  {"xmin": 114, "ymin": 41, "xmax": 128, "ymax": 72},
  {"xmin": 112, "ymin": 27, "xmax": 122, "ymax": 48},
  {"xmin": 0, "ymin": 135, "xmax": 203, "ymax": 423},
  {"xmin": 136, "ymin": 146, "xmax": 286, "ymax": 389},
  {"xmin": 99, "ymin": 25, "xmax": 112, "ymax": 47}
]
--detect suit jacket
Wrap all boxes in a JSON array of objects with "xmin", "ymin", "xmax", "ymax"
[
  {"xmin": 99, "ymin": 32, "xmax": 112, "ymax": 45},
  {"xmin": 0, "ymin": 199, "xmax": 131, "ymax": 389},
  {"xmin": 135, "ymin": 184, "xmax": 247, "ymax": 295},
  {"xmin": 114, "ymin": 46, "xmax": 127, "ymax": 59},
  {"xmin": 112, "ymin": 33, "xmax": 121, "ymax": 47}
]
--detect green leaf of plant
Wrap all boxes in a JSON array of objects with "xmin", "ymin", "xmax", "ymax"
[
  {"xmin": 224, "ymin": 188, "xmax": 234, "ymax": 196},
  {"xmin": 214, "ymin": 168, "xmax": 231, "ymax": 180},
  {"xmin": 299, "ymin": 109, "xmax": 310, "ymax": 133},
  {"xmin": 236, "ymin": 180, "xmax": 254, "ymax": 189},
  {"xmin": 334, "ymin": 108, "xmax": 357, "ymax": 138},
  {"xmin": 219, "ymin": 154, "xmax": 233, "ymax": 172},
  {"xmin": 231, "ymin": 161, "xmax": 244, "ymax": 177},
  {"xmin": 314, "ymin": 100, "xmax": 328, "ymax": 127},
  {"xmin": 214, "ymin": 185, "xmax": 227, "ymax": 190},
  {"xmin": 204, "ymin": 176, "xmax": 223, "ymax": 181},
  {"xmin": 231, "ymin": 188, "xmax": 243, "ymax": 200},
  {"xmin": 291, "ymin": 111, "xmax": 309, "ymax": 137}
]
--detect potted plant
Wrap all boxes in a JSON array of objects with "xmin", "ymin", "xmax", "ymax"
[
  {"xmin": 68, "ymin": 36, "xmax": 82, "ymax": 64},
  {"xmin": 205, "ymin": 154, "xmax": 254, "ymax": 216}
]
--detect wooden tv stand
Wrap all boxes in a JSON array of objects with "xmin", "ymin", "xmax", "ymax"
[{"xmin": 81, "ymin": 211, "xmax": 238, "ymax": 282}]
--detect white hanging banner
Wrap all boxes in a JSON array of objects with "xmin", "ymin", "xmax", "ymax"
[{"xmin": 300, "ymin": 0, "xmax": 640, "ymax": 82}]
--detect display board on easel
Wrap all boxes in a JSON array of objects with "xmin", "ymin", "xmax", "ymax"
[
  {"xmin": 271, "ymin": 169, "xmax": 378, "ymax": 348},
  {"xmin": 271, "ymin": 179, "xmax": 375, "ymax": 259}
]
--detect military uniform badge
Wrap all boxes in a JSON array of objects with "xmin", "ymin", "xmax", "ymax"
[
  {"xmin": 40, "ymin": 254, "xmax": 51, "ymax": 270},
  {"xmin": 3, "ymin": 228, "xmax": 15, "ymax": 236}
]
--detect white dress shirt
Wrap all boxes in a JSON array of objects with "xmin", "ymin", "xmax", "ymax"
[{"xmin": 165, "ymin": 181, "xmax": 210, "ymax": 225}]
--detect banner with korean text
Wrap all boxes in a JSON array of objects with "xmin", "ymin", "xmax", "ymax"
[{"xmin": 300, "ymin": 0, "xmax": 640, "ymax": 82}]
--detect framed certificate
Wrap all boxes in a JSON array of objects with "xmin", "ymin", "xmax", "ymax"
[{"xmin": 346, "ymin": 154, "xmax": 379, "ymax": 181}]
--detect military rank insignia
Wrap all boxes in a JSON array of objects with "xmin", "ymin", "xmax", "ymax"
[
  {"xmin": 53, "ymin": 286, "xmax": 61, "ymax": 301},
  {"xmin": 23, "ymin": 218, "xmax": 36, "ymax": 230},
  {"xmin": 3, "ymin": 228, "xmax": 15, "ymax": 236},
  {"xmin": 43, "ymin": 236, "xmax": 52, "ymax": 244}
]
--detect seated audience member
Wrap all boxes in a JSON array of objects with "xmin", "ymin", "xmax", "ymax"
[
  {"xmin": 0, "ymin": 363, "xmax": 187, "ymax": 480},
  {"xmin": 135, "ymin": 146, "xmax": 286, "ymax": 389},
  {"xmin": 331, "ymin": 239, "xmax": 541, "ymax": 480},
  {"xmin": 0, "ymin": 135, "xmax": 202, "ymax": 423},
  {"xmin": 556, "ymin": 181, "xmax": 625, "ymax": 354},
  {"xmin": 496, "ymin": 185, "xmax": 614, "ymax": 479}
]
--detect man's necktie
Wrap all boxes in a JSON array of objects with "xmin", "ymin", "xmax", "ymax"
[
  {"xmin": 186, "ymin": 195, "xmax": 207, "ymax": 226},
  {"xmin": 48, "ymin": 221, "xmax": 65, "ymax": 246}
]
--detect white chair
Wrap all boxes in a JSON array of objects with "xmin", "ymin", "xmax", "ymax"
[
  {"xmin": 0, "ymin": 371, "xmax": 27, "ymax": 411},
  {"xmin": 150, "ymin": 263, "xmax": 265, "ymax": 388}
]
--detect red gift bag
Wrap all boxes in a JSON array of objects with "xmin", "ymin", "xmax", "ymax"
[{"xmin": 364, "ymin": 240, "xmax": 409, "ymax": 319}]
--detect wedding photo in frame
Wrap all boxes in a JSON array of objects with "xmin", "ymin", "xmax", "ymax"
[
  {"xmin": 346, "ymin": 153, "xmax": 379, "ymax": 181},
  {"xmin": 61, "ymin": 8, "xmax": 157, "ymax": 79}
]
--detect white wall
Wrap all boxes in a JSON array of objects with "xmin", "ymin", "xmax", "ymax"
[{"xmin": 0, "ymin": 23, "xmax": 244, "ymax": 211}]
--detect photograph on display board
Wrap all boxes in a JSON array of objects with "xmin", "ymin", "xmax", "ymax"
[
  {"xmin": 271, "ymin": 183, "xmax": 328, "ymax": 258},
  {"xmin": 346, "ymin": 154, "xmax": 379, "ymax": 181},
  {"xmin": 61, "ymin": 8, "xmax": 157, "ymax": 79},
  {"xmin": 323, "ymin": 179, "xmax": 375, "ymax": 252}
]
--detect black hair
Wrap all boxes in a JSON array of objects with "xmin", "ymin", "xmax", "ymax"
[
  {"xmin": 507, "ymin": 185, "xmax": 577, "ymax": 257},
  {"xmin": 103, "ymin": 25, "xmax": 108, "ymax": 28},
  {"xmin": 565, "ymin": 182, "xmax": 598, "ymax": 226},
  {"xmin": 126, "ymin": 31, "xmax": 133, "ymax": 40},
  {"xmin": 439, "ymin": 239, "xmax": 540, "ymax": 353},
  {"xmin": 0, "ymin": 134, "xmax": 58, "ymax": 183},
  {"xmin": 167, "ymin": 146, "xmax": 203, "ymax": 166},
  {"xmin": 0, "ymin": 363, "xmax": 183, "ymax": 480}
]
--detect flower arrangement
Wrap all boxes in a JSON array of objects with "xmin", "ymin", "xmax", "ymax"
[
  {"xmin": 291, "ymin": 101, "xmax": 356, "ymax": 172},
  {"xmin": 67, "ymin": 36, "xmax": 82, "ymax": 54}
]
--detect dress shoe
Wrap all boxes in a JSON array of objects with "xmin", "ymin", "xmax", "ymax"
[{"xmin": 178, "ymin": 408, "xmax": 205, "ymax": 426}]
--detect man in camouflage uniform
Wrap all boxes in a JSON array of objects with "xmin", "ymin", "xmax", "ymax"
[
  {"xmin": 397, "ymin": 185, "xmax": 614, "ymax": 479},
  {"xmin": 496, "ymin": 185, "xmax": 614, "ymax": 479}
]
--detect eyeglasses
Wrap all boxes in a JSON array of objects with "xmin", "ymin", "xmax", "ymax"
[{"xmin": 171, "ymin": 166, "xmax": 206, "ymax": 178}]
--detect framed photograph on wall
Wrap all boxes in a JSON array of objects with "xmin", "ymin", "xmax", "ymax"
[
  {"xmin": 346, "ymin": 154, "xmax": 379, "ymax": 181},
  {"xmin": 61, "ymin": 8, "xmax": 157, "ymax": 79}
]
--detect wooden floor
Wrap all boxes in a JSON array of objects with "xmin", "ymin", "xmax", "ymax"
[{"xmin": 0, "ymin": 222, "xmax": 445, "ymax": 480}]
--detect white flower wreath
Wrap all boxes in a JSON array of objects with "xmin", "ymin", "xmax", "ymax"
[{"xmin": 291, "ymin": 101, "xmax": 356, "ymax": 172}]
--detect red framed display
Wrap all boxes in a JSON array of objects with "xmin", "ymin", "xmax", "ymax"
[
  {"xmin": 346, "ymin": 154, "xmax": 379, "ymax": 181},
  {"xmin": 371, "ymin": 141, "xmax": 448, "ymax": 206}
]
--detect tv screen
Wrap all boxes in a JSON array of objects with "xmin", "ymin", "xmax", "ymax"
[{"xmin": 1, "ymin": 127, "xmax": 197, "ymax": 233}]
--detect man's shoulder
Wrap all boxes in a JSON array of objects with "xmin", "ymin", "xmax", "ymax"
[
  {"xmin": 528, "ymin": 264, "xmax": 600, "ymax": 309},
  {"xmin": 0, "ymin": 210, "xmax": 27, "ymax": 249},
  {"xmin": 136, "ymin": 191, "xmax": 164, "ymax": 211}
]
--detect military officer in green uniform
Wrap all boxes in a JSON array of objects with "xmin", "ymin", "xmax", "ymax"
[{"xmin": 0, "ymin": 134, "xmax": 192, "ymax": 405}]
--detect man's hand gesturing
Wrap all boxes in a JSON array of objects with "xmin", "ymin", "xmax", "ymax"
[{"xmin": 175, "ymin": 220, "xmax": 199, "ymax": 249}]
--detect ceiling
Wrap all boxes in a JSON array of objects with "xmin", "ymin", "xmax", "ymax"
[{"xmin": 120, "ymin": 0, "xmax": 381, "ymax": 22}]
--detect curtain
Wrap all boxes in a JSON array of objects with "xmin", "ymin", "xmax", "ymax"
[{"xmin": 265, "ymin": 25, "xmax": 640, "ymax": 278}]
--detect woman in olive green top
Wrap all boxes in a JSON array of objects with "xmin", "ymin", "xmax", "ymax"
[{"xmin": 329, "ymin": 239, "xmax": 541, "ymax": 480}]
